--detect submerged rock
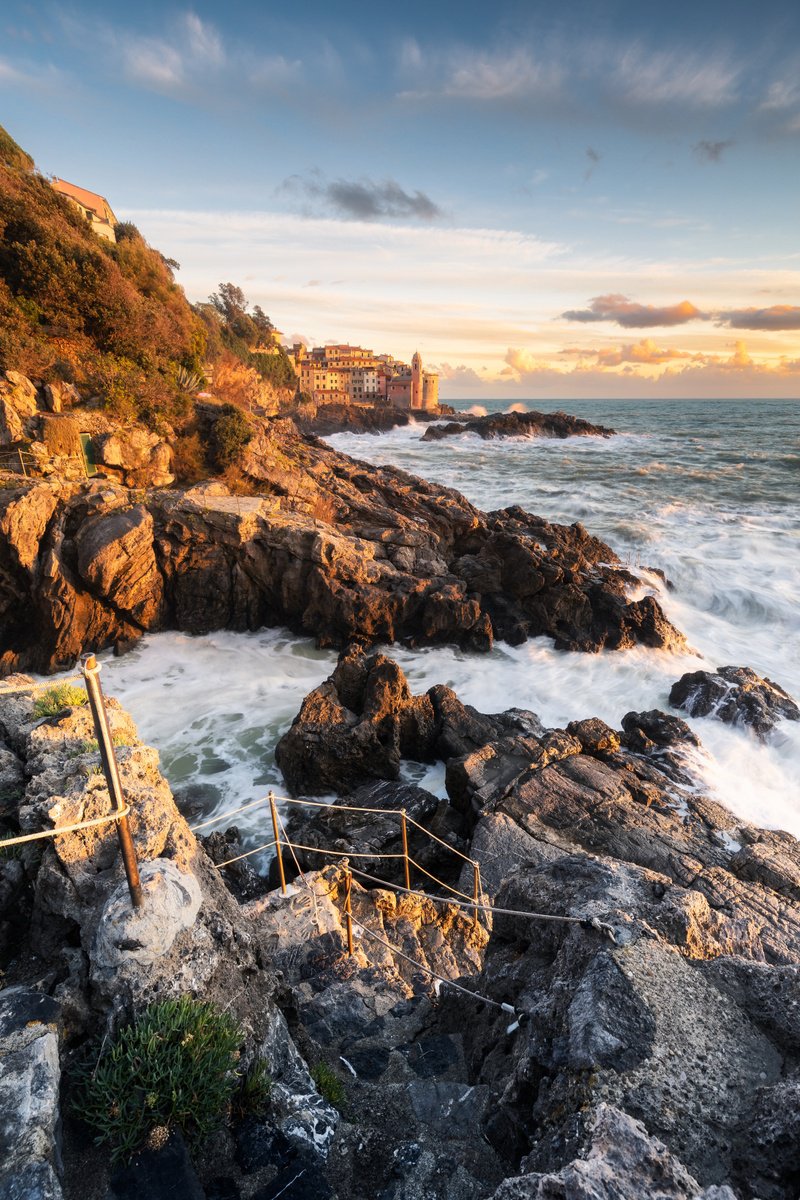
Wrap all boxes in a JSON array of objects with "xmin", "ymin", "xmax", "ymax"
[{"xmin": 670, "ymin": 664, "xmax": 800, "ymax": 739}]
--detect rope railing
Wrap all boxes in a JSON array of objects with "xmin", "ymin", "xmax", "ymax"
[
  {"xmin": 194, "ymin": 788, "xmax": 483, "ymax": 924},
  {"xmin": 0, "ymin": 805, "xmax": 131, "ymax": 849}
]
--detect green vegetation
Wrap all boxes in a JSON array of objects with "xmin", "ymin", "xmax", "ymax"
[
  {"xmin": 75, "ymin": 997, "xmax": 243, "ymax": 1162},
  {"xmin": 32, "ymin": 683, "xmax": 88, "ymax": 718},
  {"xmin": 232, "ymin": 1059, "xmax": 272, "ymax": 1120},
  {"xmin": 210, "ymin": 404, "xmax": 254, "ymax": 470},
  {"xmin": 311, "ymin": 1061, "xmax": 346, "ymax": 1109}
]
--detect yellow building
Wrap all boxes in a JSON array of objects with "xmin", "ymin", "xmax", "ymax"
[{"xmin": 51, "ymin": 178, "xmax": 117, "ymax": 242}]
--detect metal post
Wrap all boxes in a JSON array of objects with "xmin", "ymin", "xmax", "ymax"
[
  {"xmin": 400, "ymin": 809, "xmax": 411, "ymax": 892},
  {"xmin": 344, "ymin": 867, "xmax": 354, "ymax": 957},
  {"xmin": 472, "ymin": 862, "xmax": 481, "ymax": 931},
  {"xmin": 269, "ymin": 791, "xmax": 287, "ymax": 894},
  {"xmin": 82, "ymin": 655, "xmax": 143, "ymax": 909},
  {"xmin": 18, "ymin": 449, "xmax": 27, "ymax": 479}
]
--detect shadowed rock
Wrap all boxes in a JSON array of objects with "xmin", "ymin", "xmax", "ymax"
[{"xmin": 670, "ymin": 664, "xmax": 800, "ymax": 740}]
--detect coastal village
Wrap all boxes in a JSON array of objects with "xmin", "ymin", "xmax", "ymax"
[{"xmin": 50, "ymin": 175, "xmax": 441, "ymax": 415}]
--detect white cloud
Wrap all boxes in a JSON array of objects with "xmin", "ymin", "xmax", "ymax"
[{"xmin": 610, "ymin": 45, "xmax": 740, "ymax": 108}]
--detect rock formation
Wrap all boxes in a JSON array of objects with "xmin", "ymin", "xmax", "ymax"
[
  {"xmin": 0, "ymin": 409, "xmax": 683, "ymax": 674},
  {"xmin": 421, "ymin": 409, "xmax": 615, "ymax": 441},
  {"xmin": 670, "ymin": 664, "xmax": 799, "ymax": 739}
]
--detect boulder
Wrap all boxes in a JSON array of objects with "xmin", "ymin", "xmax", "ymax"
[
  {"xmin": 670, "ymin": 665, "xmax": 800, "ymax": 739},
  {"xmin": 0, "ymin": 371, "xmax": 39, "ymax": 446},
  {"xmin": 0, "ymin": 988, "xmax": 64, "ymax": 1200}
]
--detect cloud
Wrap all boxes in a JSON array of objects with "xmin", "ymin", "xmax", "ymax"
[
  {"xmin": 279, "ymin": 172, "xmax": 443, "ymax": 222},
  {"xmin": 590, "ymin": 339, "xmax": 697, "ymax": 367},
  {"xmin": 398, "ymin": 44, "xmax": 564, "ymax": 103},
  {"xmin": 610, "ymin": 46, "xmax": 740, "ymax": 108},
  {"xmin": 693, "ymin": 139, "xmax": 735, "ymax": 162},
  {"xmin": 717, "ymin": 305, "xmax": 800, "ymax": 331},
  {"xmin": 584, "ymin": 146, "xmax": 601, "ymax": 183},
  {"xmin": 59, "ymin": 10, "xmax": 301, "ymax": 103},
  {"xmin": 561, "ymin": 294, "xmax": 706, "ymax": 328},
  {"xmin": 760, "ymin": 79, "xmax": 800, "ymax": 111},
  {"xmin": 0, "ymin": 56, "xmax": 69, "ymax": 91}
]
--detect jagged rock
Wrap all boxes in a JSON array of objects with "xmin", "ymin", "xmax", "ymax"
[
  {"xmin": 108, "ymin": 1130, "xmax": 205, "ymax": 1200},
  {"xmin": 0, "ymin": 411, "xmax": 685, "ymax": 672},
  {"xmin": 0, "ymin": 371, "xmax": 39, "ymax": 446},
  {"xmin": 42, "ymin": 382, "xmax": 81, "ymax": 414},
  {"xmin": 670, "ymin": 665, "xmax": 800, "ymax": 739},
  {"xmin": 0, "ymin": 988, "xmax": 64, "ymax": 1200},
  {"xmin": 421, "ymin": 409, "xmax": 614, "ymax": 442},
  {"xmin": 257, "ymin": 1004, "xmax": 339, "ymax": 1159},
  {"xmin": 489, "ymin": 1104, "xmax": 736, "ymax": 1200},
  {"xmin": 74, "ymin": 503, "xmax": 164, "ymax": 627}
]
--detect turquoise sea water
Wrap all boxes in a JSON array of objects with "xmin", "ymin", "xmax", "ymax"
[{"xmin": 101, "ymin": 399, "xmax": 800, "ymax": 845}]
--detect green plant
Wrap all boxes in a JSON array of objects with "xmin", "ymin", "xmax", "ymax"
[
  {"xmin": 210, "ymin": 404, "xmax": 253, "ymax": 470},
  {"xmin": 232, "ymin": 1059, "xmax": 272, "ymax": 1119},
  {"xmin": 74, "ymin": 997, "xmax": 243, "ymax": 1162},
  {"xmin": 311, "ymin": 1061, "xmax": 346, "ymax": 1109},
  {"xmin": 33, "ymin": 683, "xmax": 88, "ymax": 718}
]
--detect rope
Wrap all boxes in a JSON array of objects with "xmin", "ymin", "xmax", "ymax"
[
  {"xmin": 347, "ymin": 865, "xmax": 617, "ymax": 942},
  {"xmin": 190, "ymin": 796, "xmax": 270, "ymax": 832},
  {"xmin": 280, "ymin": 840, "xmax": 408, "ymax": 860},
  {"xmin": 277, "ymin": 795, "xmax": 406, "ymax": 817},
  {"xmin": 0, "ymin": 805, "xmax": 131, "ymax": 848},
  {"xmin": 0, "ymin": 675, "xmax": 86, "ymax": 697},
  {"xmin": 404, "ymin": 813, "xmax": 477, "ymax": 869},
  {"xmin": 406, "ymin": 855, "xmax": 480, "ymax": 905},
  {"xmin": 215, "ymin": 838, "xmax": 277, "ymax": 868}
]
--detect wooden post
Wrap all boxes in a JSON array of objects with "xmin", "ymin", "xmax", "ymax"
[
  {"xmin": 344, "ymin": 867, "xmax": 354, "ymax": 957},
  {"xmin": 82, "ymin": 655, "xmax": 143, "ymax": 909},
  {"xmin": 400, "ymin": 809, "xmax": 411, "ymax": 891},
  {"xmin": 269, "ymin": 791, "xmax": 287, "ymax": 894},
  {"xmin": 472, "ymin": 862, "xmax": 481, "ymax": 931}
]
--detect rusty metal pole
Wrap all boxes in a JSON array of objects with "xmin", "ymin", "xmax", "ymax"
[
  {"xmin": 400, "ymin": 809, "xmax": 411, "ymax": 892},
  {"xmin": 269, "ymin": 791, "xmax": 287, "ymax": 894},
  {"xmin": 18, "ymin": 449, "xmax": 27, "ymax": 479},
  {"xmin": 82, "ymin": 655, "xmax": 143, "ymax": 909},
  {"xmin": 344, "ymin": 867, "xmax": 354, "ymax": 957},
  {"xmin": 472, "ymin": 863, "xmax": 481, "ymax": 931}
]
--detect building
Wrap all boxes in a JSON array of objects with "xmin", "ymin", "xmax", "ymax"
[
  {"xmin": 50, "ymin": 178, "xmax": 118, "ymax": 242},
  {"xmin": 296, "ymin": 342, "xmax": 439, "ymax": 411}
]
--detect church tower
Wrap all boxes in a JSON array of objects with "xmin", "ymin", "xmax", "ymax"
[{"xmin": 411, "ymin": 351, "xmax": 422, "ymax": 410}]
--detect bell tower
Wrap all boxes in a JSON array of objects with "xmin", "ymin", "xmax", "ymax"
[{"xmin": 411, "ymin": 351, "xmax": 422, "ymax": 410}]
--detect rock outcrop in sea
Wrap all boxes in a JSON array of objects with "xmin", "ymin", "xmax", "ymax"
[
  {"xmin": 421, "ymin": 409, "xmax": 615, "ymax": 441},
  {"xmin": 670, "ymin": 664, "xmax": 800, "ymax": 740}
]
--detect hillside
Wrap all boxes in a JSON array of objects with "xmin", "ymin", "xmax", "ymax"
[{"xmin": 0, "ymin": 124, "xmax": 295, "ymax": 431}]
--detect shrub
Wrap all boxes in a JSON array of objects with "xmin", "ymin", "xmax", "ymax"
[
  {"xmin": 210, "ymin": 404, "xmax": 253, "ymax": 470},
  {"xmin": 172, "ymin": 432, "xmax": 208, "ymax": 484},
  {"xmin": 311, "ymin": 1061, "xmax": 346, "ymax": 1109},
  {"xmin": 33, "ymin": 683, "xmax": 88, "ymax": 718},
  {"xmin": 75, "ymin": 997, "xmax": 243, "ymax": 1162},
  {"xmin": 232, "ymin": 1059, "xmax": 272, "ymax": 1120}
]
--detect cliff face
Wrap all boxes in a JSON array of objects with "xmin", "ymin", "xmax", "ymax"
[{"xmin": 0, "ymin": 413, "xmax": 683, "ymax": 674}]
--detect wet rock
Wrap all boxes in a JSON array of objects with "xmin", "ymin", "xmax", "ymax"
[
  {"xmin": 421, "ymin": 409, "xmax": 614, "ymax": 442},
  {"xmin": 670, "ymin": 665, "xmax": 800, "ymax": 739},
  {"xmin": 0, "ymin": 410, "xmax": 684, "ymax": 672}
]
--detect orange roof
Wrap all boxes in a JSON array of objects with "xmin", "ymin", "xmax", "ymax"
[{"xmin": 51, "ymin": 177, "xmax": 115, "ymax": 222}]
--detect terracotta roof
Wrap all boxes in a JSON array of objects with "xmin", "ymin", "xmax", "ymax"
[{"xmin": 51, "ymin": 178, "xmax": 115, "ymax": 222}]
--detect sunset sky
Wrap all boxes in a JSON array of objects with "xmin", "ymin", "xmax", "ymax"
[{"xmin": 2, "ymin": 0, "xmax": 799, "ymax": 398}]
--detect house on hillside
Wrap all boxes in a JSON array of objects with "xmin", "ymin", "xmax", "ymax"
[{"xmin": 50, "ymin": 178, "xmax": 117, "ymax": 242}]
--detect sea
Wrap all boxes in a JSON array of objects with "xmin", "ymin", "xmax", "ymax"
[{"xmin": 96, "ymin": 399, "xmax": 800, "ymax": 852}]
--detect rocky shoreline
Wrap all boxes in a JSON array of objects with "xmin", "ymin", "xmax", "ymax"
[
  {"xmin": 420, "ymin": 409, "xmax": 615, "ymax": 441},
  {"xmin": 3, "ymin": 644, "xmax": 800, "ymax": 1199},
  {"xmin": 0, "ymin": 410, "xmax": 681, "ymax": 675}
]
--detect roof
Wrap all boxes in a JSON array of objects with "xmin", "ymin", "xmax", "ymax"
[{"xmin": 51, "ymin": 178, "xmax": 116, "ymax": 222}]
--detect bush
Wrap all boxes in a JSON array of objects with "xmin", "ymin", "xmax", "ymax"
[
  {"xmin": 33, "ymin": 683, "xmax": 88, "ymax": 718},
  {"xmin": 172, "ymin": 432, "xmax": 207, "ymax": 483},
  {"xmin": 311, "ymin": 1061, "xmax": 346, "ymax": 1109},
  {"xmin": 75, "ymin": 997, "xmax": 243, "ymax": 1162},
  {"xmin": 210, "ymin": 404, "xmax": 253, "ymax": 470}
]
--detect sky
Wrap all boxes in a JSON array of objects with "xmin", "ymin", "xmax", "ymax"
[{"xmin": 2, "ymin": 0, "xmax": 800, "ymax": 399}]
